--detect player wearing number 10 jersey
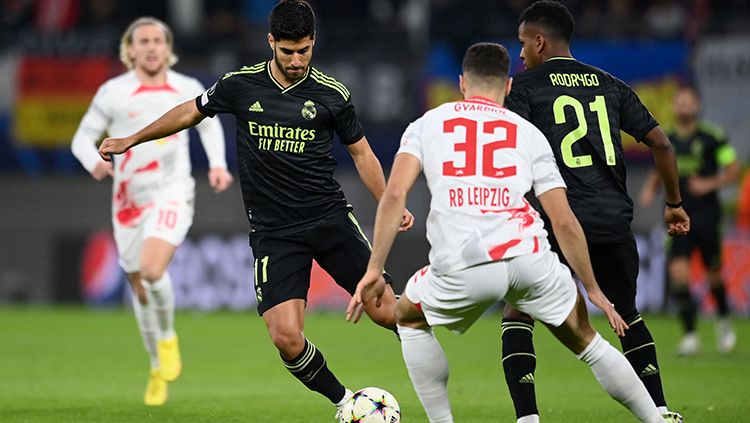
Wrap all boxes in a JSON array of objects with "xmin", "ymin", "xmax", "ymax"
[{"xmin": 500, "ymin": 2, "xmax": 690, "ymax": 423}]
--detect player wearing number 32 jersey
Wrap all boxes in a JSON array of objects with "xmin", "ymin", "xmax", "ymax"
[
  {"xmin": 347, "ymin": 42, "xmax": 671, "ymax": 423},
  {"xmin": 401, "ymin": 93, "xmax": 560, "ymax": 274}
]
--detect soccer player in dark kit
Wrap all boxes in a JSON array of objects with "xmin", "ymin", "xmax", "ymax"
[
  {"xmin": 641, "ymin": 85, "xmax": 740, "ymax": 356},
  {"xmin": 499, "ymin": 2, "xmax": 689, "ymax": 422},
  {"xmin": 99, "ymin": 0, "xmax": 413, "ymax": 418}
]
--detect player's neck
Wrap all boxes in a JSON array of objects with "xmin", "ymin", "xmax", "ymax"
[
  {"xmin": 464, "ymin": 90, "xmax": 504, "ymax": 106},
  {"xmin": 134, "ymin": 67, "xmax": 168, "ymax": 86},
  {"xmin": 542, "ymin": 47, "xmax": 572, "ymax": 63},
  {"xmin": 269, "ymin": 59, "xmax": 302, "ymax": 88}
]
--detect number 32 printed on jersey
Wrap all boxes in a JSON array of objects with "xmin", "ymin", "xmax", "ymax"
[{"xmin": 442, "ymin": 118, "xmax": 517, "ymax": 178}]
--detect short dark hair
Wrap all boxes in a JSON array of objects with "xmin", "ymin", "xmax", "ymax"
[
  {"xmin": 269, "ymin": 0, "xmax": 315, "ymax": 41},
  {"xmin": 519, "ymin": 0, "xmax": 575, "ymax": 43},
  {"xmin": 462, "ymin": 43, "xmax": 510, "ymax": 82}
]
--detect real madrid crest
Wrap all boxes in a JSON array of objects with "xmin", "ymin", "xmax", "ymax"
[{"xmin": 301, "ymin": 100, "xmax": 317, "ymax": 120}]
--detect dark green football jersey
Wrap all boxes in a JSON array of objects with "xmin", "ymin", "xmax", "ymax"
[
  {"xmin": 196, "ymin": 61, "xmax": 364, "ymax": 234},
  {"xmin": 669, "ymin": 121, "xmax": 736, "ymax": 212},
  {"xmin": 506, "ymin": 57, "xmax": 658, "ymax": 243}
]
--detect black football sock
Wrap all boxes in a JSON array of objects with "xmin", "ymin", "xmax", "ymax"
[
  {"xmin": 501, "ymin": 319, "xmax": 538, "ymax": 419},
  {"xmin": 673, "ymin": 285, "xmax": 697, "ymax": 333},
  {"xmin": 710, "ymin": 283, "xmax": 730, "ymax": 317},
  {"xmin": 282, "ymin": 338, "xmax": 346, "ymax": 404},
  {"xmin": 620, "ymin": 314, "xmax": 667, "ymax": 408}
]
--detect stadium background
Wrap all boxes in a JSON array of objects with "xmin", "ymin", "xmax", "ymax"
[{"xmin": 0, "ymin": 0, "xmax": 749, "ymax": 317}]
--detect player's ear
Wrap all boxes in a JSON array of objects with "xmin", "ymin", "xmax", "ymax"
[
  {"xmin": 459, "ymin": 74, "xmax": 466, "ymax": 95},
  {"xmin": 535, "ymin": 34, "xmax": 545, "ymax": 55},
  {"xmin": 505, "ymin": 77, "xmax": 513, "ymax": 97},
  {"xmin": 267, "ymin": 33, "xmax": 274, "ymax": 50}
]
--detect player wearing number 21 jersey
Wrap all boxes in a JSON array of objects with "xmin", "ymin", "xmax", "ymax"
[{"xmin": 499, "ymin": 2, "xmax": 688, "ymax": 422}]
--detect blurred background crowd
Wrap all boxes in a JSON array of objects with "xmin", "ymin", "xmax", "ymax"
[{"xmin": 0, "ymin": 0, "xmax": 749, "ymax": 316}]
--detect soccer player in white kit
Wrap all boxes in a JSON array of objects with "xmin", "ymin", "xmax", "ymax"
[
  {"xmin": 70, "ymin": 17, "xmax": 233, "ymax": 406},
  {"xmin": 347, "ymin": 43, "xmax": 674, "ymax": 423}
]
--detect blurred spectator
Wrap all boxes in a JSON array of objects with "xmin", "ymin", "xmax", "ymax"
[
  {"xmin": 1, "ymin": 0, "xmax": 34, "ymax": 31},
  {"xmin": 645, "ymin": 0, "xmax": 687, "ymax": 38},
  {"xmin": 600, "ymin": 0, "xmax": 637, "ymax": 38},
  {"xmin": 34, "ymin": 0, "xmax": 80, "ymax": 33}
]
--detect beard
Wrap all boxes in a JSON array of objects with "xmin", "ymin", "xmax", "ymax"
[
  {"xmin": 675, "ymin": 112, "xmax": 698, "ymax": 126},
  {"xmin": 273, "ymin": 54, "xmax": 306, "ymax": 81}
]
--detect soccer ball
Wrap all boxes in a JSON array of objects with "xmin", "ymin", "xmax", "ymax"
[{"xmin": 338, "ymin": 387, "xmax": 401, "ymax": 423}]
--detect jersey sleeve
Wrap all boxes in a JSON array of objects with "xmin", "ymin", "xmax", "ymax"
[
  {"xmin": 716, "ymin": 138, "xmax": 737, "ymax": 167},
  {"xmin": 396, "ymin": 118, "xmax": 425, "ymax": 165},
  {"xmin": 617, "ymin": 79, "xmax": 658, "ymax": 141},
  {"xmin": 196, "ymin": 75, "xmax": 234, "ymax": 118},
  {"xmin": 187, "ymin": 77, "xmax": 228, "ymax": 169},
  {"xmin": 334, "ymin": 97, "xmax": 365, "ymax": 145},
  {"xmin": 71, "ymin": 83, "xmax": 112, "ymax": 173},
  {"xmin": 505, "ymin": 78, "xmax": 531, "ymax": 120},
  {"xmin": 527, "ymin": 124, "xmax": 566, "ymax": 196}
]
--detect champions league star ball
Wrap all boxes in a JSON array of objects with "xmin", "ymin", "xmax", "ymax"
[{"xmin": 339, "ymin": 387, "xmax": 401, "ymax": 423}]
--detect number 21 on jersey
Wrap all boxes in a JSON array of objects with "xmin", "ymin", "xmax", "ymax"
[
  {"xmin": 553, "ymin": 95, "xmax": 616, "ymax": 168},
  {"xmin": 442, "ymin": 117, "xmax": 517, "ymax": 178}
]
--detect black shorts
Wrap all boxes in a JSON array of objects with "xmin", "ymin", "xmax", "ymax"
[
  {"xmin": 249, "ymin": 210, "xmax": 392, "ymax": 315},
  {"xmin": 550, "ymin": 234, "xmax": 640, "ymax": 322},
  {"xmin": 668, "ymin": 212, "xmax": 722, "ymax": 269}
]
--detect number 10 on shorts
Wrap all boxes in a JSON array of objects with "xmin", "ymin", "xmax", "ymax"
[{"xmin": 157, "ymin": 209, "xmax": 178, "ymax": 230}]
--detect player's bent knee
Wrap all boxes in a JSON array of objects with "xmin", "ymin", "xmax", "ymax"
[
  {"xmin": 668, "ymin": 259, "xmax": 690, "ymax": 283},
  {"xmin": 268, "ymin": 329, "xmax": 305, "ymax": 356},
  {"xmin": 395, "ymin": 297, "xmax": 427, "ymax": 328},
  {"xmin": 139, "ymin": 265, "xmax": 165, "ymax": 283}
]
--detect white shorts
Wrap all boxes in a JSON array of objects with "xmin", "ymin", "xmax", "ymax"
[
  {"xmin": 404, "ymin": 249, "xmax": 577, "ymax": 333},
  {"xmin": 113, "ymin": 192, "xmax": 194, "ymax": 273}
]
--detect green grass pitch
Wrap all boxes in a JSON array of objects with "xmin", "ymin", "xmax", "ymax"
[{"xmin": 1, "ymin": 307, "xmax": 748, "ymax": 422}]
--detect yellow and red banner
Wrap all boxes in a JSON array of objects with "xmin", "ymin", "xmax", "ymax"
[{"xmin": 14, "ymin": 57, "xmax": 116, "ymax": 148}]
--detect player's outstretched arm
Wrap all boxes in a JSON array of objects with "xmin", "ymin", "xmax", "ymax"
[
  {"xmin": 98, "ymin": 99, "xmax": 206, "ymax": 161},
  {"xmin": 346, "ymin": 153, "xmax": 421, "ymax": 323},
  {"xmin": 538, "ymin": 187, "xmax": 628, "ymax": 337},
  {"xmin": 194, "ymin": 111, "xmax": 233, "ymax": 193},
  {"xmin": 347, "ymin": 138, "xmax": 414, "ymax": 232},
  {"xmin": 641, "ymin": 126, "xmax": 690, "ymax": 236}
]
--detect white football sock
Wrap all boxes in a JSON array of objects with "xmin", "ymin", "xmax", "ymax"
[
  {"xmin": 398, "ymin": 325, "xmax": 453, "ymax": 423},
  {"xmin": 131, "ymin": 292, "xmax": 159, "ymax": 369},
  {"xmin": 142, "ymin": 272, "xmax": 176, "ymax": 340},
  {"xmin": 577, "ymin": 333, "xmax": 664, "ymax": 423},
  {"xmin": 517, "ymin": 414, "xmax": 540, "ymax": 423}
]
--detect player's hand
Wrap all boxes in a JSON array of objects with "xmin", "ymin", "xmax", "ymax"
[
  {"xmin": 399, "ymin": 208, "xmax": 415, "ymax": 232},
  {"xmin": 587, "ymin": 289, "xmax": 629, "ymax": 337},
  {"xmin": 687, "ymin": 176, "xmax": 717, "ymax": 197},
  {"xmin": 208, "ymin": 167, "xmax": 233, "ymax": 193},
  {"xmin": 664, "ymin": 206, "xmax": 690, "ymax": 236},
  {"xmin": 346, "ymin": 269, "xmax": 386, "ymax": 324},
  {"xmin": 98, "ymin": 136, "xmax": 136, "ymax": 161},
  {"xmin": 90, "ymin": 161, "xmax": 114, "ymax": 181}
]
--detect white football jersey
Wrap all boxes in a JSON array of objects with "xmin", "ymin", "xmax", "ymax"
[
  {"xmin": 71, "ymin": 69, "xmax": 226, "ymax": 226},
  {"xmin": 398, "ymin": 96, "xmax": 566, "ymax": 274}
]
